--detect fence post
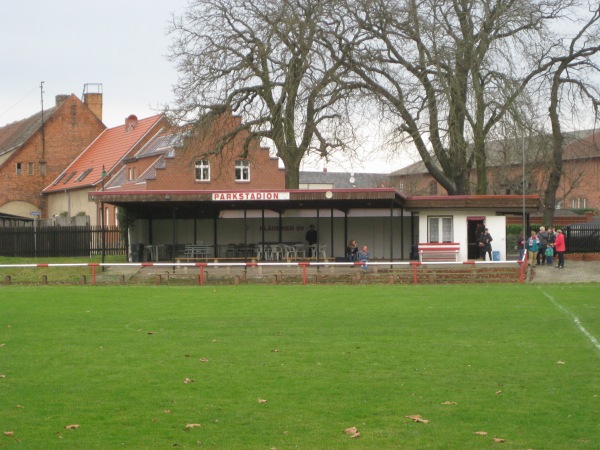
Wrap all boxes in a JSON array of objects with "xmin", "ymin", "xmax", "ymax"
[
  {"xmin": 41, "ymin": 275, "xmax": 48, "ymax": 285},
  {"xmin": 410, "ymin": 261, "xmax": 420, "ymax": 285},
  {"xmin": 299, "ymin": 262, "xmax": 309, "ymax": 285},
  {"xmin": 90, "ymin": 263, "xmax": 99, "ymax": 285},
  {"xmin": 4, "ymin": 275, "xmax": 11, "ymax": 285}
]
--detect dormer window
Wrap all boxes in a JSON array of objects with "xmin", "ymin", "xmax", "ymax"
[{"xmin": 128, "ymin": 167, "xmax": 137, "ymax": 181}]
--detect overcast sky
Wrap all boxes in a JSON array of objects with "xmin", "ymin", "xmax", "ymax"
[{"xmin": 0, "ymin": 0, "xmax": 403, "ymax": 173}]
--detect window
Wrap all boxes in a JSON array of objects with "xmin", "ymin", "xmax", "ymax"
[
  {"xmin": 39, "ymin": 162, "xmax": 46, "ymax": 176},
  {"xmin": 195, "ymin": 160, "xmax": 210, "ymax": 181},
  {"xmin": 77, "ymin": 168, "xmax": 93, "ymax": 182},
  {"xmin": 28, "ymin": 162, "xmax": 34, "ymax": 175},
  {"xmin": 63, "ymin": 171, "xmax": 77, "ymax": 184},
  {"xmin": 128, "ymin": 167, "xmax": 137, "ymax": 181},
  {"xmin": 428, "ymin": 216, "xmax": 453, "ymax": 243},
  {"xmin": 16, "ymin": 163, "xmax": 22, "ymax": 175},
  {"xmin": 235, "ymin": 160, "xmax": 250, "ymax": 181},
  {"xmin": 429, "ymin": 180, "xmax": 438, "ymax": 195}
]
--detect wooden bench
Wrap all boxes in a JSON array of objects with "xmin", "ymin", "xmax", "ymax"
[{"xmin": 418, "ymin": 242, "xmax": 460, "ymax": 262}]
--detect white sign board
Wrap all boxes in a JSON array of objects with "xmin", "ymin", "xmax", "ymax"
[{"xmin": 212, "ymin": 192, "xmax": 290, "ymax": 201}]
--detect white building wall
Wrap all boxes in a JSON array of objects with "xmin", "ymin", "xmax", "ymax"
[
  {"xmin": 46, "ymin": 189, "xmax": 98, "ymax": 221},
  {"xmin": 418, "ymin": 210, "xmax": 507, "ymax": 261}
]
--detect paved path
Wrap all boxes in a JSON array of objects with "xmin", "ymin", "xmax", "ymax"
[{"xmin": 527, "ymin": 260, "xmax": 600, "ymax": 284}]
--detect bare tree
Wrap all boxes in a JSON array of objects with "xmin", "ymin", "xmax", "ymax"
[
  {"xmin": 326, "ymin": 0, "xmax": 572, "ymax": 195},
  {"xmin": 167, "ymin": 0, "xmax": 354, "ymax": 188},
  {"xmin": 542, "ymin": 4, "xmax": 600, "ymax": 224}
]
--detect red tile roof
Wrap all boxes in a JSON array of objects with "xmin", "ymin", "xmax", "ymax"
[{"xmin": 43, "ymin": 114, "xmax": 165, "ymax": 193}]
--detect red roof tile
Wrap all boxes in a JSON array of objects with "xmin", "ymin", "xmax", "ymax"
[{"xmin": 43, "ymin": 114, "xmax": 165, "ymax": 193}]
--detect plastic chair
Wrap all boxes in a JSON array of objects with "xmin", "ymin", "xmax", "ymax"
[
  {"xmin": 269, "ymin": 244, "xmax": 281, "ymax": 260},
  {"xmin": 283, "ymin": 245, "xmax": 297, "ymax": 260},
  {"xmin": 295, "ymin": 243, "xmax": 306, "ymax": 258},
  {"xmin": 318, "ymin": 244, "xmax": 327, "ymax": 259}
]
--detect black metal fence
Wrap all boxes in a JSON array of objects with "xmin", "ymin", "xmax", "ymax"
[
  {"xmin": 565, "ymin": 224, "xmax": 600, "ymax": 253},
  {"xmin": 0, "ymin": 225, "xmax": 125, "ymax": 258}
]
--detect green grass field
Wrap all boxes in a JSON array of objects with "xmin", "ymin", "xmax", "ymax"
[{"xmin": 1, "ymin": 284, "xmax": 599, "ymax": 449}]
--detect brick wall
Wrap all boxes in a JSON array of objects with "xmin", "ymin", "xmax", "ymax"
[
  {"xmin": 146, "ymin": 113, "xmax": 285, "ymax": 191},
  {"xmin": 0, "ymin": 95, "xmax": 105, "ymax": 217}
]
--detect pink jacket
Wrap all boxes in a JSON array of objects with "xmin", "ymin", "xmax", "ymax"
[{"xmin": 554, "ymin": 233, "xmax": 566, "ymax": 252}]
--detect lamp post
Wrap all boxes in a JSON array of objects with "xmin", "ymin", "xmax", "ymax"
[
  {"xmin": 101, "ymin": 165, "xmax": 107, "ymax": 269},
  {"xmin": 522, "ymin": 135, "xmax": 526, "ymax": 238}
]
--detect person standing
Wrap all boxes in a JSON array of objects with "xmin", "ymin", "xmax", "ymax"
[
  {"xmin": 537, "ymin": 226, "xmax": 549, "ymax": 265},
  {"xmin": 554, "ymin": 229, "xmax": 566, "ymax": 269},
  {"xmin": 479, "ymin": 228, "xmax": 493, "ymax": 261},
  {"xmin": 358, "ymin": 245, "xmax": 370, "ymax": 270},
  {"xmin": 305, "ymin": 224, "xmax": 318, "ymax": 257},
  {"xmin": 526, "ymin": 231, "xmax": 540, "ymax": 267},
  {"xmin": 475, "ymin": 223, "xmax": 485, "ymax": 259}
]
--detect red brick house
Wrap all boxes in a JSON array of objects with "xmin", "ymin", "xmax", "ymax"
[
  {"xmin": 0, "ymin": 92, "xmax": 105, "ymax": 218},
  {"xmin": 390, "ymin": 130, "xmax": 600, "ymax": 212},
  {"xmin": 43, "ymin": 114, "xmax": 169, "ymax": 227},
  {"xmin": 106, "ymin": 112, "xmax": 285, "ymax": 194}
]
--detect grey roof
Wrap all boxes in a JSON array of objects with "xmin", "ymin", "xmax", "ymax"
[
  {"xmin": 389, "ymin": 129, "xmax": 600, "ymax": 177},
  {"xmin": 0, "ymin": 107, "xmax": 57, "ymax": 156},
  {"xmin": 299, "ymin": 171, "xmax": 392, "ymax": 188}
]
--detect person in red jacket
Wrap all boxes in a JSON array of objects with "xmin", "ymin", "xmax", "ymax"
[{"xmin": 554, "ymin": 229, "xmax": 566, "ymax": 269}]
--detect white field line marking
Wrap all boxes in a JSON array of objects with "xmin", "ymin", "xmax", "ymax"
[{"xmin": 539, "ymin": 287, "xmax": 600, "ymax": 354}]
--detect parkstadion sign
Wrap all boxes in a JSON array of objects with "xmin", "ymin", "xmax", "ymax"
[{"xmin": 212, "ymin": 191, "xmax": 290, "ymax": 201}]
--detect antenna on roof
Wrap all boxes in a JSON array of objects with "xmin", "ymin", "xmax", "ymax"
[{"xmin": 40, "ymin": 81, "xmax": 46, "ymax": 161}]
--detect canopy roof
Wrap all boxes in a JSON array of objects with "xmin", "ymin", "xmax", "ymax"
[{"xmin": 90, "ymin": 188, "xmax": 541, "ymax": 220}]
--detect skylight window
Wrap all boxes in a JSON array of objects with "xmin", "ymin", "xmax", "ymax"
[
  {"xmin": 63, "ymin": 171, "xmax": 77, "ymax": 184},
  {"xmin": 76, "ymin": 168, "xmax": 93, "ymax": 182},
  {"xmin": 53, "ymin": 172, "xmax": 67, "ymax": 185}
]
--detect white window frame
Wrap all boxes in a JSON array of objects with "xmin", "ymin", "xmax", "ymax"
[
  {"xmin": 428, "ymin": 216, "xmax": 453, "ymax": 243},
  {"xmin": 235, "ymin": 160, "xmax": 250, "ymax": 182},
  {"xmin": 195, "ymin": 160, "xmax": 210, "ymax": 181}
]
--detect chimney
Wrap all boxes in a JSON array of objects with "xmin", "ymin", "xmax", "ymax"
[
  {"xmin": 82, "ymin": 83, "xmax": 103, "ymax": 122},
  {"xmin": 125, "ymin": 114, "xmax": 138, "ymax": 131},
  {"xmin": 55, "ymin": 95, "xmax": 69, "ymax": 106},
  {"xmin": 323, "ymin": 167, "xmax": 328, "ymax": 173}
]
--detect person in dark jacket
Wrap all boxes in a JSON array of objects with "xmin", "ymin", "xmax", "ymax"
[
  {"xmin": 537, "ymin": 226, "xmax": 549, "ymax": 265},
  {"xmin": 478, "ymin": 228, "xmax": 493, "ymax": 261}
]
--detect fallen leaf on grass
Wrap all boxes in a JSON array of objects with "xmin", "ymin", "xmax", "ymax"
[
  {"xmin": 184, "ymin": 378, "xmax": 195, "ymax": 384},
  {"xmin": 405, "ymin": 415, "xmax": 430, "ymax": 423},
  {"xmin": 0, "ymin": 374, "xmax": 5, "ymax": 378},
  {"xmin": 271, "ymin": 349, "xmax": 280, "ymax": 352},
  {"xmin": 65, "ymin": 424, "xmax": 80, "ymax": 430},
  {"xmin": 474, "ymin": 431, "xmax": 488, "ymax": 436},
  {"xmin": 344, "ymin": 426, "xmax": 361, "ymax": 438},
  {"xmin": 184, "ymin": 423, "xmax": 201, "ymax": 431},
  {"xmin": 442, "ymin": 401, "xmax": 457, "ymax": 405},
  {"xmin": 496, "ymin": 390, "xmax": 503, "ymax": 395},
  {"xmin": 557, "ymin": 360, "xmax": 565, "ymax": 365},
  {"xmin": 3, "ymin": 431, "xmax": 14, "ymax": 437},
  {"xmin": 147, "ymin": 331, "xmax": 155, "ymax": 335},
  {"xmin": 199, "ymin": 358, "xmax": 209, "ymax": 363},
  {"xmin": 257, "ymin": 398, "xmax": 268, "ymax": 403},
  {"xmin": 493, "ymin": 437, "xmax": 506, "ymax": 443},
  {"xmin": 164, "ymin": 410, "xmax": 172, "ymax": 414}
]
